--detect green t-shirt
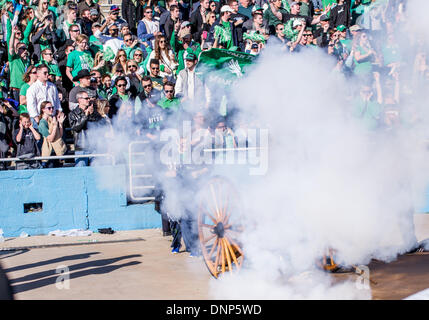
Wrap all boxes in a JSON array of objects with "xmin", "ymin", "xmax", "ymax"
[
  {"xmin": 89, "ymin": 35, "xmax": 103, "ymax": 55},
  {"xmin": 37, "ymin": 60, "xmax": 62, "ymax": 77},
  {"xmin": 238, "ymin": 5, "xmax": 252, "ymax": 19},
  {"xmin": 157, "ymin": 97, "xmax": 181, "ymax": 112},
  {"xmin": 353, "ymin": 46, "xmax": 373, "ymax": 76},
  {"xmin": 9, "ymin": 55, "xmax": 30, "ymax": 89},
  {"xmin": 66, "ymin": 50, "xmax": 94, "ymax": 78},
  {"xmin": 119, "ymin": 93, "xmax": 130, "ymax": 102},
  {"xmin": 38, "ymin": 118, "xmax": 50, "ymax": 137},
  {"xmin": 382, "ymin": 45, "xmax": 401, "ymax": 66},
  {"xmin": 300, "ymin": 2, "xmax": 310, "ymax": 17},
  {"xmin": 263, "ymin": 6, "xmax": 288, "ymax": 27},
  {"xmin": 20, "ymin": 82, "xmax": 30, "ymax": 98},
  {"xmin": 352, "ymin": 98, "xmax": 382, "ymax": 130}
]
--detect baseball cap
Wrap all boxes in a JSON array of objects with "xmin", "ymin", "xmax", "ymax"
[
  {"xmin": 252, "ymin": 6, "xmax": 263, "ymax": 13},
  {"xmin": 185, "ymin": 53, "xmax": 197, "ymax": 61},
  {"xmin": 90, "ymin": 8, "xmax": 98, "ymax": 16},
  {"xmin": 108, "ymin": 22, "xmax": 119, "ymax": 30},
  {"xmin": 336, "ymin": 25, "xmax": 346, "ymax": 32},
  {"xmin": 220, "ymin": 5, "xmax": 234, "ymax": 13},
  {"xmin": 92, "ymin": 22, "xmax": 101, "ymax": 28},
  {"xmin": 181, "ymin": 21, "xmax": 191, "ymax": 28},
  {"xmin": 110, "ymin": 5, "xmax": 120, "ymax": 12},
  {"xmin": 293, "ymin": 19, "xmax": 302, "ymax": 27},
  {"xmin": 350, "ymin": 25, "xmax": 362, "ymax": 32},
  {"xmin": 290, "ymin": 1, "xmax": 301, "ymax": 6}
]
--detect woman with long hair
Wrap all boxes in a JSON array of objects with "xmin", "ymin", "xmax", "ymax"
[
  {"xmin": 200, "ymin": 11, "xmax": 217, "ymax": 49},
  {"xmin": 112, "ymin": 49, "xmax": 128, "ymax": 75},
  {"xmin": 38, "ymin": 101, "xmax": 67, "ymax": 167},
  {"xmin": 19, "ymin": 65, "xmax": 38, "ymax": 109},
  {"xmin": 92, "ymin": 51, "xmax": 110, "ymax": 75},
  {"xmin": 146, "ymin": 35, "xmax": 178, "ymax": 78},
  {"xmin": 21, "ymin": 7, "xmax": 35, "ymax": 29},
  {"xmin": 353, "ymin": 31, "xmax": 380, "ymax": 77},
  {"xmin": 126, "ymin": 59, "xmax": 143, "ymax": 95},
  {"xmin": 34, "ymin": 0, "xmax": 53, "ymax": 25},
  {"xmin": 96, "ymin": 99, "xmax": 114, "ymax": 139}
]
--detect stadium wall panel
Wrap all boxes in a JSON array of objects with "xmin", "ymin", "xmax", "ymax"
[{"xmin": 0, "ymin": 165, "xmax": 161, "ymax": 237}]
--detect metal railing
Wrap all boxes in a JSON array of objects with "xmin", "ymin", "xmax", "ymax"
[
  {"xmin": 128, "ymin": 141, "xmax": 156, "ymax": 202},
  {"xmin": 0, "ymin": 153, "xmax": 116, "ymax": 165}
]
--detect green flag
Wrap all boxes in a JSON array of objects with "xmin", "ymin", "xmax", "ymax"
[{"xmin": 195, "ymin": 48, "xmax": 257, "ymax": 86}]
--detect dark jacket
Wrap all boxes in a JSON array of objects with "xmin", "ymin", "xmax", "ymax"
[
  {"xmin": 31, "ymin": 26, "xmax": 58, "ymax": 62},
  {"xmin": 190, "ymin": 6, "xmax": 205, "ymax": 41},
  {"xmin": 122, "ymin": 0, "xmax": 139, "ymax": 33},
  {"xmin": 164, "ymin": 16, "xmax": 177, "ymax": 42},
  {"xmin": 12, "ymin": 127, "xmax": 40, "ymax": 157},
  {"xmin": 69, "ymin": 106, "xmax": 102, "ymax": 151},
  {"xmin": 209, "ymin": 19, "xmax": 240, "ymax": 49},
  {"xmin": 329, "ymin": 1, "xmax": 352, "ymax": 29},
  {"xmin": 108, "ymin": 92, "xmax": 136, "ymax": 119}
]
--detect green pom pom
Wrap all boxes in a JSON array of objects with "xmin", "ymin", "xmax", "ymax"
[{"xmin": 103, "ymin": 46, "xmax": 115, "ymax": 62}]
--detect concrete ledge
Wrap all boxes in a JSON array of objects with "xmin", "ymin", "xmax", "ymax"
[{"xmin": 0, "ymin": 165, "xmax": 161, "ymax": 237}]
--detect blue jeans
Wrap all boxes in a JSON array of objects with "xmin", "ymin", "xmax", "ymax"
[
  {"xmin": 74, "ymin": 150, "xmax": 89, "ymax": 167},
  {"xmin": 180, "ymin": 215, "xmax": 200, "ymax": 256},
  {"xmin": 311, "ymin": 0, "xmax": 323, "ymax": 9}
]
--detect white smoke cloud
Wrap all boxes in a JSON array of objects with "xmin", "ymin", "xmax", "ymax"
[
  {"xmin": 83, "ymin": 0, "xmax": 429, "ymax": 300},
  {"xmin": 207, "ymin": 10, "xmax": 429, "ymax": 298}
]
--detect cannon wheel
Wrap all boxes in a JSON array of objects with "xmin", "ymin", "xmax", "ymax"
[{"xmin": 197, "ymin": 177, "xmax": 244, "ymax": 278}]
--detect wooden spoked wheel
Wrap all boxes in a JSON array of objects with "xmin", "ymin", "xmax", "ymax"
[{"xmin": 197, "ymin": 177, "xmax": 244, "ymax": 278}]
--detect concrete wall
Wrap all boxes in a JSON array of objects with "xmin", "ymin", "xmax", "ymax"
[{"xmin": 0, "ymin": 165, "xmax": 161, "ymax": 237}]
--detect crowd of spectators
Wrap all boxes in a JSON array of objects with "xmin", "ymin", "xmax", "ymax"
[
  {"xmin": 0, "ymin": 0, "xmax": 418, "ymax": 172},
  {"xmin": 0, "ymin": 0, "xmax": 421, "ymax": 256}
]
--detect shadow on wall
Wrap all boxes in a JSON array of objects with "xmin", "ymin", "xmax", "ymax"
[{"xmin": 8, "ymin": 254, "xmax": 142, "ymax": 294}]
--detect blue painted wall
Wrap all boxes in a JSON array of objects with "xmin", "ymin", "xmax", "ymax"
[{"xmin": 0, "ymin": 165, "xmax": 161, "ymax": 237}]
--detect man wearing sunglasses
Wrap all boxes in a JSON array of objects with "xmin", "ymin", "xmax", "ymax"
[
  {"xmin": 77, "ymin": 0, "xmax": 101, "ymax": 21},
  {"xmin": 26, "ymin": 64, "xmax": 62, "ymax": 127},
  {"xmin": 37, "ymin": 48, "xmax": 62, "ymax": 82},
  {"xmin": 69, "ymin": 90, "xmax": 102, "ymax": 166},
  {"xmin": 135, "ymin": 76, "xmax": 164, "ymax": 140},
  {"xmin": 103, "ymin": 5, "xmax": 127, "ymax": 31},
  {"xmin": 93, "ymin": 19, "xmax": 125, "ymax": 57},
  {"xmin": 68, "ymin": 69, "xmax": 97, "ymax": 111},
  {"xmin": 148, "ymin": 59, "xmax": 164, "ymax": 91},
  {"xmin": 108, "ymin": 76, "xmax": 136, "ymax": 118},
  {"xmin": 157, "ymin": 82, "xmax": 182, "ymax": 127},
  {"xmin": 137, "ymin": 7, "xmax": 162, "ymax": 48}
]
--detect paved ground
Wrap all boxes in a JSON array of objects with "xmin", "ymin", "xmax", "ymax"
[
  {"xmin": 0, "ymin": 229, "xmax": 211, "ymax": 299},
  {"xmin": 1, "ymin": 215, "xmax": 429, "ymax": 300}
]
